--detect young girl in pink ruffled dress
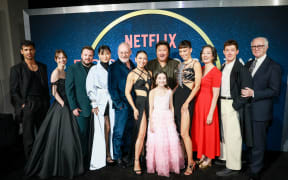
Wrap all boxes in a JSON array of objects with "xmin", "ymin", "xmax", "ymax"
[{"xmin": 146, "ymin": 71, "xmax": 184, "ymax": 177}]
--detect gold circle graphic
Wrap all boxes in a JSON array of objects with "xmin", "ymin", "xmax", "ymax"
[{"xmin": 92, "ymin": 9, "xmax": 220, "ymax": 68}]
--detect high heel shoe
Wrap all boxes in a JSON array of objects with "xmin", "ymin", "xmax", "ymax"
[
  {"xmin": 196, "ymin": 159, "xmax": 205, "ymax": 165},
  {"xmin": 106, "ymin": 156, "xmax": 115, "ymax": 166},
  {"xmin": 133, "ymin": 169, "xmax": 142, "ymax": 176},
  {"xmin": 133, "ymin": 159, "xmax": 142, "ymax": 176},
  {"xmin": 184, "ymin": 162, "xmax": 196, "ymax": 176},
  {"xmin": 199, "ymin": 161, "xmax": 212, "ymax": 169}
]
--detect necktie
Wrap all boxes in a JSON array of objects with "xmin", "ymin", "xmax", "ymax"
[{"xmin": 249, "ymin": 59, "xmax": 257, "ymax": 73}]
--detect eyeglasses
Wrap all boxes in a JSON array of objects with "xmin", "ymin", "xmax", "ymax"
[{"xmin": 251, "ymin": 45, "xmax": 265, "ymax": 49}]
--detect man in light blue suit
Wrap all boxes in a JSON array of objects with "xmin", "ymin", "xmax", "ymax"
[{"xmin": 108, "ymin": 42, "xmax": 135, "ymax": 168}]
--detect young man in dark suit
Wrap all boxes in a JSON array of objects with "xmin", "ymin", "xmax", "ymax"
[
  {"xmin": 242, "ymin": 37, "xmax": 282, "ymax": 180},
  {"xmin": 65, "ymin": 46, "xmax": 94, "ymax": 169},
  {"xmin": 216, "ymin": 40, "xmax": 253, "ymax": 177},
  {"xmin": 10, "ymin": 40, "xmax": 50, "ymax": 159},
  {"xmin": 108, "ymin": 42, "xmax": 135, "ymax": 168}
]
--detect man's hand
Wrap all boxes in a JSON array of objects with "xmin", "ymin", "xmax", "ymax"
[
  {"xmin": 73, "ymin": 108, "xmax": 82, "ymax": 116},
  {"xmin": 241, "ymin": 87, "xmax": 254, "ymax": 97}
]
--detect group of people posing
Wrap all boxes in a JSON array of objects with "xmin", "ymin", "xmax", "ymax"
[{"xmin": 10, "ymin": 37, "xmax": 281, "ymax": 180}]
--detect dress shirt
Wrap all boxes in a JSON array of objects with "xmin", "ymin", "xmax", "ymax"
[
  {"xmin": 251, "ymin": 54, "xmax": 266, "ymax": 77},
  {"xmin": 221, "ymin": 59, "xmax": 236, "ymax": 97}
]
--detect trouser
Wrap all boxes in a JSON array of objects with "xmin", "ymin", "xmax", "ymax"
[
  {"xmin": 249, "ymin": 121, "xmax": 269, "ymax": 174},
  {"xmin": 75, "ymin": 115, "xmax": 91, "ymax": 158},
  {"xmin": 219, "ymin": 99, "xmax": 242, "ymax": 170},
  {"xmin": 22, "ymin": 96, "xmax": 49, "ymax": 159},
  {"xmin": 112, "ymin": 106, "xmax": 133, "ymax": 160}
]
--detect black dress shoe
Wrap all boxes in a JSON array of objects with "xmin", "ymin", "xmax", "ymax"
[
  {"xmin": 214, "ymin": 159, "xmax": 226, "ymax": 166},
  {"xmin": 216, "ymin": 168, "xmax": 239, "ymax": 177},
  {"xmin": 116, "ymin": 159, "xmax": 127, "ymax": 168},
  {"xmin": 249, "ymin": 173, "xmax": 260, "ymax": 180}
]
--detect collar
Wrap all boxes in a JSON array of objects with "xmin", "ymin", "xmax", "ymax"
[
  {"xmin": 255, "ymin": 54, "xmax": 267, "ymax": 63},
  {"xmin": 224, "ymin": 58, "xmax": 236, "ymax": 69}
]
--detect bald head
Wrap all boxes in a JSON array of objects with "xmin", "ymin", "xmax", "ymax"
[{"xmin": 118, "ymin": 42, "xmax": 131, "ymax": 63}]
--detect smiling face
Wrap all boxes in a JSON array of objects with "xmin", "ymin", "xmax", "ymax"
[
  {"xmin": 21, "ymin": 45, "xmax": 35, "ymax": 61},
  {"xmin": 98, "ymin": 49, "xmax": 111, "ymax": 63},
  {"xmin": 155, "ymin": 72, "xmax": 167, "ymax": 87},
  {"xmin": 223, "ymin": 45, "xmax": 239, "ymax": 63},
  {"xmin": 118, "ymin": 43, "xmax": 131, "ymax": 63},
  {"xmin": 156, "ymin": 45, "xmax": 169, "ymax": 63},
  {"xmin": 81, "ymin": 48, "xmax": 94, "ymax": 66},
  {"xmin": 251, "ymin": 38, "xmax": 268, "ymax": 59},
  {"xmin": 179, "ymin": 47, "xmax": 192, "ymax": 61},
  {"xmin": 55, "ymin": 52, "xmax": 67, "ymax": 66},
  {"xmin": 201, "ymin": 47, "xmax": 214, "ymax": 64},
  {"xmin": 135, "ymin": 52, "xmax": 148, "ymax": 68}
]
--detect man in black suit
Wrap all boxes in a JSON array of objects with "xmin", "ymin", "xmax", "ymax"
[
  {"xmin": 9, "ymin": 40, "xmax": 50, "ymax": 159},
  {"xmin": 216, "ymin": 40, "xmax": 253, "ymax": 177},
  {"xmin": 242, "ymin": 37, "xmax": 282, "ymax": 179}
]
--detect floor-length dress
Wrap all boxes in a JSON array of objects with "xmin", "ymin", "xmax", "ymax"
[
  {"xmin": 129, "ymin": 70, "xmax": 151, "ymax": 160},
  {"xmin": 191, "ymin": 66, "xmax": 221, "ymax": 159},
  {"xmin": 86, "ymin": 62, "xmax": 115, "ymax": 170},
  {"xmin": 25, "ymin": 79, "xmax": 84, "ymax": 179},
  {"xmin": 146, "ymin": 89, "xmax": 184, "ymax": 177}
]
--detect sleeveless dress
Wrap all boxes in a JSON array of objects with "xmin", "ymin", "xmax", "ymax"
[
  {"xmin": 191, "ymin": 66, "xmax": 221, "ymax": 159},
  {"xmin": 129, "ymin": 69, "xmax": 151, "ymax": 160},
  {"xmin": 25, "ymin": 79, "xmax": 84, "ymax": 179},
  {"xmin": 146, "ymin": 89, "xmax": 184, "ymax": 177},
  {"xmin": 173, "ymin": 61, "xmax": 196, "ymax": 133}
]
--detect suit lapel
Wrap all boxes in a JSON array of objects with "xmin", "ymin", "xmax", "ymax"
[
  {"xmin": 253, "ymin": 57, "xmax": 270, "ymax": 80},
  {"xmin": 78, "ymin": 61, "xmax": 88, "ymax": 76},
  {"xmin": 230, "ymin": 60, "xmax": 239, "ymax": 90},
  {"xmin": 221, "ymin": 63, "xmax": 226, "ymax": 71},
  {"xmin": 21, "ymin": 62, "xmax": 32, "ymax": 98},
  {"xmin": 37, "ymin": 62, "xmax": 47, "ymax": 87}
]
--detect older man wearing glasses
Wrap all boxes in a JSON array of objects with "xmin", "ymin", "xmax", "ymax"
[{"xmin": 241, "ymin": 37, "xmax": 282, "ymax": 180}]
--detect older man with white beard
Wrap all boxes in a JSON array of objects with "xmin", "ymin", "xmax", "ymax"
[{"xmin": 108, "ymin": 42, "xmax": 135, "ymax": 168}]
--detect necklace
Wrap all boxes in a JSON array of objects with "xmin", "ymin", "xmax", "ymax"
[
  {"xmin": 183, "ymin": 58, "xmax": 193, "ymax": 65},
  {"xmin": 27, "ymin": 63, "xmax": 38, "ymax": 71}
]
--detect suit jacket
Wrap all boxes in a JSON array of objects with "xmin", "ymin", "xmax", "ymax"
[
  {"xmin": 9, "ymin": 61, "xmax": 50, "ymax": 122},
  {"xmin": 245, "ymin": 56, "xmax": 282, "ymax": 122},
  {"xmin": 65, "ymin": 62, "xmax": 92, "ymax": 117},
  {"xmin": 108, "ymin": 59, "xmax": 135, "ymax": 110},
  {"xmin": 220, "ymin": 59, "xmax": 253, "ymax": 146}
]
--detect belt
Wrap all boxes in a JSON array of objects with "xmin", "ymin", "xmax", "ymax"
[{"xmin": 220, "ymin": 96, "xmax": 232, "ymax": 100}]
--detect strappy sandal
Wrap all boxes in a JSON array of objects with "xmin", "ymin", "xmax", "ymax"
[{"xmin": 184, "ymin": 161, "xmax": 196, "ymax": 175}]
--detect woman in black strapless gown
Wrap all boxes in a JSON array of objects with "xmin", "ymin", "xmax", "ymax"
[
  {"xmin": 125, "ymin": 50, "xmax": 152, "ymax": 175},
  {"xmin": 25, "ymin": 50, "xmax": 84, "ymax": 179}
]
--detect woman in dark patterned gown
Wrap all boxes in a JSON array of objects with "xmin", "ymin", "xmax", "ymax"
[{"xmin": 173, "ymin": 40, "xmax": 202, "ymax": 175}]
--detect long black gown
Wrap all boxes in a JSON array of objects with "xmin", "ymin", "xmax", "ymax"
[
  {"xmin": 129, "ymin": 70, "xmax": 151, "ymax": 161},
  {"xmin": 25, "ymin": 79, "xmax": 84, "ymax": 179}
]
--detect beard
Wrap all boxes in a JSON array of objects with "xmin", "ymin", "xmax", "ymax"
[
  {"xmin": 82, "ymin": 60, "xmax": 92, "ymax": 67},
  {"xmin": 119, "ymin": 57, "xmax": 129, "ymax": 63}
]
